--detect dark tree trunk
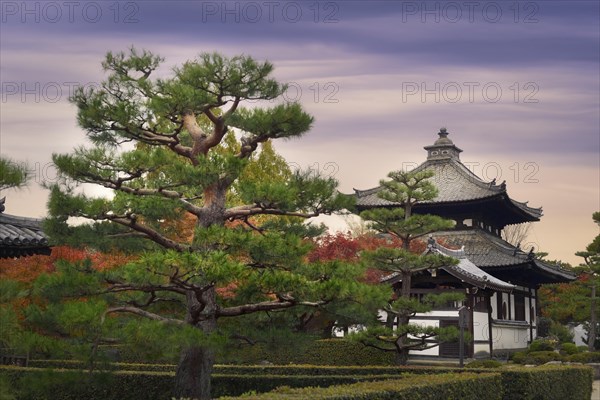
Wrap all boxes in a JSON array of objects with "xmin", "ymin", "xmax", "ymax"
[
  {"xmin": 173, "ymin": 287, "xmax": 218, "ymax": 400},
  {"xmin": 174, "ymin": 345, "xmax": 215, "ymax": 400},
  {"xmin": 395, "ymin": 271, "xmax": 413, "ymax": 365},
  {"xmin": 590, "ymin": 283, "xmax": 597, "ymax": 351}
]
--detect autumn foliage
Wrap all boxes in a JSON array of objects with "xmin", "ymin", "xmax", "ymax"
[
  {"xmin": 0, "ymin": 246, "xmax": 133, "ymax": 283},
  {"xmin": 308, "ymin": 232, "xmax": 427, "ymax": 284}
]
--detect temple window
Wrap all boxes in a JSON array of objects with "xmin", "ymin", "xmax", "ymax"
[{"xmin": 514, "ymin": 294, "xmax": 526, "ymax": 321}]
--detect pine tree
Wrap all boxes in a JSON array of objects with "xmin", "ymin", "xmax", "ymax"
[
  {"xmin": 354, "ymin": 170, "xmax": 462, "ymax": 364},
  {"xmin": 576, "ymin": 211, "xmax": 600, "ymax": 350},
  {"xmin": 42, "ymin": 48, "xmax": 387, "ymax": 399}
]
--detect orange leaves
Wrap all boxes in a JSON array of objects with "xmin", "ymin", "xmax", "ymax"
[{"xmin": 0, "ymin": 245, "xmax": 133, "ymax": 283}]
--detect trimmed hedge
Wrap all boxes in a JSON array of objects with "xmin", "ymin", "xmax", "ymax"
[
  {"xmin": 0, "ymin": 366, "xmax": 406, "ymax": 399},
  {"xmin": 27, "ymin": 360, "xmax": 467, "ymax": 376},
  {"xmin": 218, "ymin": 373, "xmax": 503, "ymax": 400},
  {"xmin": 220, "ymin": 339, "xmax": 396, "ymax": 365},
  {"xmin": 2, "ymin": 364, "xmax": 592, "ymax": 400},
  {"xmin": 500, "ymin": 365, "xmax": 593, "ymax": 400}
]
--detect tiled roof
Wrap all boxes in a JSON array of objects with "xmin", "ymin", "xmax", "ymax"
[
  {"xmin": 354, "ymin": 130, "xmax": 543, "ymax": 221},
  {"xmin": 355, "ymin": 158, "xmax": 542, "ymax": 220},
  {"xmin": 381, "ymin": 237, "xmax": 515, "ymax": 292},
  {"xmin": 427, "ymin": 238, "xmax": 516, "ymax": 292},
  {"xmin": 0, "ymin": 198, "xmax": 51, "ymax": 258},
  {"xmin": 431, "ymin": 229, "xmax": 576, "ymax": 281}
]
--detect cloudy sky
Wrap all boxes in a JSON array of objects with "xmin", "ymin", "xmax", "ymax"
[{"xmin": 1, "ymin": 0, "xmax": 598, "ymax": 264}]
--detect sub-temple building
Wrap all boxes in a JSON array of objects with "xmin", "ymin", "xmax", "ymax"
[{"xmin": 354, "ymin": 129, "xmax": 576, "ymax": 358}]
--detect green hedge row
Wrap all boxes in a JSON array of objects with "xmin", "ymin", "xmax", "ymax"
[
  {"xmin": 500, "ymin": 365, "xmax": 593, "ymax": 400},
  {"xmin": 511, "ymin": 350, "xmax": 600, "ymax": 365},
  {"xmin": 2, "ymin": 364, "xmax": 592, "ymax": 400},
  {"xmin": 99, "ymin": 339, "xmax": 396, "ymax": 365},
  {"xmin": 28, "ymin": 359, "xmax": 464, "ymax": 376},
  {"xmin": 0, "ymin": 366, "xmax": 404, "ymax": 400},
  {"xmin": 218, "ymin": 373, "xmax": 503, "ymax": 400},
  {"xmin": 219, "ymin": 339, "xmax": 396, "ymax": 365}
]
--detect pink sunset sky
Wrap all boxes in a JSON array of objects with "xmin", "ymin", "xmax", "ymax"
[{"xmin": 1, "ymin": 1, "xmax": 598, "ymax": 265}]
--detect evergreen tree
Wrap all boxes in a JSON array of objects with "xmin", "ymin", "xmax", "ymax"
[
  {"xmin": 353, "ymin": 170, "xmax": 462, "ymax": 364},
  {"xmin": 43, "ymin": 48, "xmax": 386, "ymax": 399},
  {"xmin": 0, "ymin": 156, "xmax": 29, "ymax": 191},
  {"xmin": 576, "ymin": 212, "xmax": 600, "ymax": 350}
]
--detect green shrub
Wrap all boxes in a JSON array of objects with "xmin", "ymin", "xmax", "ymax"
[
  {"xmin": 510, "ymin": 351, "xmax": 527, "ymax": 364},
  {"xmin": 568, "ymin": 351, "xmax": 600, "ymax": 363},
  {"xmin": 500, "ymin": 366, "xmax": 592, "ymax": 400},
  {"xmin": 560, "ymin": 342, "xmax": 579, "ymax": 355},
  {"xmin": 218, "ymin": 373, "xmax": 503, "ymax": 400},
  {"xmin": 528, "ymin": 338, "xmax": 556, "ymax": 352},
  {"xmin": 465, "ymin": 359, "xmax": 502, "ymax": 368},
  {"xmin": 523, "ymin": 351, "xmax": 564, "ymax": 365},
  {"xmin": 549, "ymin": 322, "xmax": 574, "ymax": 343}
]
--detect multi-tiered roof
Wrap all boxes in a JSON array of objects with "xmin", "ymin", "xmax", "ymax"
[{"xmin": 355, "ymin": 129, "xmax": 575, "ymax": 285}]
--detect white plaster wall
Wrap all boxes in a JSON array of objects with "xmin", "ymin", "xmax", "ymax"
[
  {"xmin": 509, "ymin": 293, "xmax": 515, "ymax": 320},
  {"xmin": 490, "ymin": 292, "xmax": 498, "ymax": 319},
  {"xmin": 408, "ymin": 318, "xmax": 440, "ymax": 356},
  {"xmin": 474, "ymin": 343, "xmax": 490, "ymax": 356},
  {"xmin": 472, "ymin": 311, "xmax": 489, "ymax": 341},
  {"xmin": 414, "ymin": 310, "xmax": 459, "ymax": 318},
  {"xmin": 492, "ymin": 323, "xmax": 529, "ymax": 350}
]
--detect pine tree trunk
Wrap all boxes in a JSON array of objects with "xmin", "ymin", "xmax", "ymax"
[
  {"xmin": 174, "ymin": 345, "xmax": 215, "ymax": 400},
  {"xmin": 590, "ymin": 283, "xmax": 596, "ymax": 351},
  {"xmin": 395, "ymin": 271, "xmax": 412, "ymax": 365},
  {"xmin": 173, "ymin": 287, "xmax": 218, "ymax": 400}
]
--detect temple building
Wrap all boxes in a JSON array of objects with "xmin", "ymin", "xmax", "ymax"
[
  {"xmin": 0, "ymin": 197, "xmax": 51, "ymax": 259},
  {"xmin": 353, "ymin": 129, "xmax": 576, "ymax": 358}
]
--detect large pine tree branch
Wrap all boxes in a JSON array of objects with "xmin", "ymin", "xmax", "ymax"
[
  {"xmin": 224, "ymin": 205, "xmax": 320, "ymax": 220},
  {"xmin": 105, "ymin": 216, "xmax": 190, "ymax": 252},
  {"xmin": 183, "ymin": 110, "xmax": 229, "ymax": 157},
  {"xmin": 218, "ymin": 298, "xmax": 327, "ymax": 318},
  {"xmin": 109, "ymin": 122, "xmax": 193, "ymax": 159},
  {"xmin": 106, "ymin": 306, "xmax": 186, "ymax": 326},
  {"xmin": 102, "ymin": 282, "xmax": 187, "ymax": 295},
  {"xmin": 359, "ymin": 340, "xmax": 397, "ymax": 352},
  {"xmin": 75, "ymin": 171, "xmax": 203, "ymax": 216}
]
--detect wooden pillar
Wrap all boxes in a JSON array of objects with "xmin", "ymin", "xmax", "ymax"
[
  {"xmin": 467, "ymin": 291, "xmax": 474, "ymax": 358},
  {"xmin": 486, "ymin": 292, "xmax": 494, "ymax": 358},
  {"xmin": 528, "ymin": 286, "xmax": 534, "ymax": 343}
]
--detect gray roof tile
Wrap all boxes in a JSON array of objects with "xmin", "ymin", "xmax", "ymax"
[{"xmin": 0, "ymin": 199, "xmax": 50, "ymax": 258}]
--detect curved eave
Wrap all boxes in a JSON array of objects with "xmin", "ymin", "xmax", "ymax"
[
  {"xmin": 355, "ymin": 192, "xmax": 541, "ymax": 226},
  {"xmin": 0, "ymin": 212, "xmax": 51, "ymax": 259},
  {"xmin": 0, "ymin": 245, "xmax": 52, "ymax": 259},
  {"xmin": 481, "ymin": 260, "xmax": 577, "ymax": 285},
  {"xmin": 443, "ymin": 264, "xmax": 514, "ymax": 293}
]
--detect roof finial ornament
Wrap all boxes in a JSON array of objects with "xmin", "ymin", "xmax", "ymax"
[{"xmin": 439, "ymin": 127, "xmax": 448, "ymax": 138}]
